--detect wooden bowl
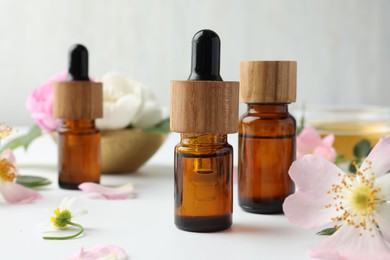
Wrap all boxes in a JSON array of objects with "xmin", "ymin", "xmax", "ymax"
[{"xmin": 101, "ymin": 129, "xmax": 167, "ymax": 173}]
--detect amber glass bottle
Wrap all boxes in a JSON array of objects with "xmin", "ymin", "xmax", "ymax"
[
  {"xmin": 58, "ymin": 120, "xmax": 100, "ymax": 189},
  {"xmin": 171, "ymin": 30, "xmax": 239, "ymax": 232},
  {"xmin": 174, "ymin": 134, "xmax": 233, "ymax": 232},
  {"xmin": 54, "ymin": 44, "xmax": 103, "ymax": 190},
  {"xmin": 239, "ymin": 104, "xmax": 295, "ymax": 213},
  {"xmin": 239, "ymin": 61, "xmax": 297, "ymax": 214}
]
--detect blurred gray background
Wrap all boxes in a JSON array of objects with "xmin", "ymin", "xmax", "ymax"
[{"xmin": 0, "ymin": 0, "xmax": 389, "ymax": 125}]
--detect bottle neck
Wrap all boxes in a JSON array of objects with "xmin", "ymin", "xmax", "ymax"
[
  {"xmin": 247, "ymin": 103, "xmax": 289, "ymax": 116},
  {"xmin": 62, "ymin": 119, "xmax": 96, "ymax": 129},
  {"xmin": 180, "ymin": 134, "xmax": 227, "ymax": 146}
]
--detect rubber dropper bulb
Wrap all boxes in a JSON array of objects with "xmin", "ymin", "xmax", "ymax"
[
  {"xmin": 188, "ymin": 29, "xmax": 223, "ymax": 81},
  {"xmin": 68, "ymin": 44, "xmax": 90, "ymax": 81}
]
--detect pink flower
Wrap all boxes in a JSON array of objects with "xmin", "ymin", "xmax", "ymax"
[
  {"xmin": 0, "ymin": 149, "xmax": 41, "ymax": 203},
  {"xmin": 69, "ymin": 244, "xmax": 127, "ymax": 260},
  {"xmin": 283, "ymin": 136, "xmax": 390, "ymax": 260},
  {"xmin": 78, "ymin": 182, "xmax": 134, "ymax": 200},
  {"xmin": 26, "ymin": 71, "xmax": 67, "ymax": 132},
  {"xmin": 297, "ymin": 127, "xmax": 336, "ymax": 162}
]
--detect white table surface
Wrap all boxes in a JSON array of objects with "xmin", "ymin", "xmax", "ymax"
[{"xmin": 0, "ymin": 129, "xmax": 322, "ymax": 260}]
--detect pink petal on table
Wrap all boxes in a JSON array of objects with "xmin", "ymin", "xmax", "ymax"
[
  {"xmin": 361, "ymin": 136, "xmax": 390, "ymax": 178},
  {"xmin": 69, "ymin": 244, "xmax": 127, "ymax": 260},
  {"xmin": 0, "ymin": 181, "xmax": 41, "ymax": 204},
  {"xmin": 308, "ymin": 223, "xmax": 390, "ymax": 260},
  {"xmin": 78, "ymin": 182, "xmax": 134, "ymax": 200}
]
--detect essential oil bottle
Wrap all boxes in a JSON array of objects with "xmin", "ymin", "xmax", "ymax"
[
  {"xmin": 238, "ymin": 61, "xmax": 297, "ymax": 214},
  {"xmin": 170, "ymin": 29, "xmax": 239, "ymax": 232},
  {"xmin": 53, "ymin": 44, "xmax": 103, "ymax": 190}
]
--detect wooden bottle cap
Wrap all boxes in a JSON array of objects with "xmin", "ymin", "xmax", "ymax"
[
  {"xmin": 240, "ymin": 61, "xmax": 297, "ymax": 103},
  {"xmin": 170, "ymin": 80, "xmax": 239, "ymax": 134},
  {"xmin": 53, "ymin": 81, "xmax": 103, "ymax": 119}
]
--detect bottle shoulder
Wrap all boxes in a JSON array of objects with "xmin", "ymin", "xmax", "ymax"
[{"xmin": 240, "ymin": 113, "xmax": 296, "ymax": 125}]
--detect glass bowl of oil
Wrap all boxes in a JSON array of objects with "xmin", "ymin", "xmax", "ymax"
[{"xmin": 302, "ymin": 105, "xmax": 390, "ymax": 160}]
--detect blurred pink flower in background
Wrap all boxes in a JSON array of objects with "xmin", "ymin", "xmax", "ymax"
[
  {"xmin": 26, "ymin": 71, "xmax": 67, "ymax": 132},
  {"xmin": 297, "ymin": 127, "xmax": 336, "ymax": 162}
]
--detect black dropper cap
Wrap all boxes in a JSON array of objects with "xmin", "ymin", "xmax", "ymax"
[
  {"xmin": 188, "ymin": 29, "xmax": 223, "ymax": 81},
  {"xmin": 67, "ymin": 44, "xmax": 90, "ymax": 81}
]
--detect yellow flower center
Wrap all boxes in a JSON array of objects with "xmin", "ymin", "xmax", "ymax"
[
  {"xmin": 50, "ymin": 208, "xmax": 72, "ymax": 229},
  {"xmin": 0, "ymin": 158, "xmax": 16, "ymax": 182},
  {"xmin": 326, "ymin": 160, "xmax": 385, "ymax": 234},
  {"xmin": 351, "ymin": 185, "xmax": 373, "ymax": 212}
]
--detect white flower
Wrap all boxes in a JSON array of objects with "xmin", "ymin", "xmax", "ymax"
[
  {"xmin": 97, "ymin": 72, "xmax": 143, "ymax": 130},
  {"xmin": 132, "ymin": 86, "xmax": 163, "ymax": 129},
  {"xmin": 40, "ymin": 197, "xmax": 87, "ymax": 240},
  {"xmin": 97, "ymin": 72, "xmax": 163, "ymax": 130}
]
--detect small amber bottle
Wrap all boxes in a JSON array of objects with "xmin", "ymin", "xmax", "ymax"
[
  {"xmin": 53, "ymin": 44, "xmax": 103, "ymax": 190},
  {"xmin": 238, "ymin": 61, "xmax": 297, "ymax": 214},
  {"xmin": 171, "ymin": 30, "xmax": 239, "ymax": 232}
]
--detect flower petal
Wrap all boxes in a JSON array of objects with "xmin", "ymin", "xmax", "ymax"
[
  {"xmin": 96, "ymin": 95, "xmax": 142, "ymax": 130},
  {"xmin": 66, "ymin": 197, "xmax": 77, "ymax": 210},
  {"xmin": 308, "ymin": 223, "xmax": 390, "ymax": 260},
  {"xmin": 321, "ymin": 134, "xmax": 335, "ymax": 147},
  {"xmin": 60, "ymin": 197, "xmax": 70, "ymax": 211},
  {"xmin": 313, "ymin": 145, "xmax": 336, "ymax": 163},
  {"xmin": 283, "ymin": 155, "xmax": 344, "ymax": 228},
  {"xmin": 283, "ymin": 192, "xmax": 338, "ymax": 228},
  {"xmin": 296, "ymin": 127, "xmax": 322, "ymax": 158},
  {"xmin": 375, "ymin": 203, "xmax": 390, "ymax": 243},
  {"xmin": 0, "ymin": 149, "xmax": 16, "ymax": 164},
  {"xmin": 0, "ymin": 181, "xmax": 41, "ymax": 203},
  {"xmin": 361, "ymin": 136, "xmax": 390, "ymax": 178},
  {"xmin": 376, "ymin": 174, "xmax": 390, "ymax": 200},
  {"xmin": 132, "ymin": 100, "xmax": 163, "ymax": 129},
  {"xmin": 71, "ymin": 209, "xmax": 88, "ymax": 218},
  {"xmin": 78, "ymin": 182, "xmax": 134, "ymax": 200},
  {"xmin": 69, "ymin": 244, "xmax": 127, "ymax": 260},
  {"xmin": 289, "ymin": 155, "xmax": 344, "ymax": 196}
]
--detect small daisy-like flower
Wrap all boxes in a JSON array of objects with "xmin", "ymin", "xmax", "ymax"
[
  {"xmin": 283, "ymin": 136, "xmax": 390, "ymax": 259},
  {"xmin": 42, "ymin": 197, "xmax": 87, "ymax": 240}
]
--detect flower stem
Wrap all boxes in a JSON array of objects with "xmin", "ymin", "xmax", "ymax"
[{"xmin": 42, "ymin": 221, "xmax": 84, "ymax": 240}]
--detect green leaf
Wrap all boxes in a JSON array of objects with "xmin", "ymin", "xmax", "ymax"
[
  {"xmin": 335, "ymin": 155, "xmax": 346, "ymax": 165},
  {"xmin": 316, "ymin": 227, "xmax": 338, "ymax": 236},
  {"xmin": 16, "ymin": 175, "xmax": 51, "ymax": 188},
  {"xmin": 143, "ymin": 118, "xmax": 170, "ymax": 135},
  {"xmin": 353, "ymin": 139, "xmax": 371, "ymax": 159},
  {"xmin": 0, "ymin": 125, "xmax": 42, "ymax": 153}
]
